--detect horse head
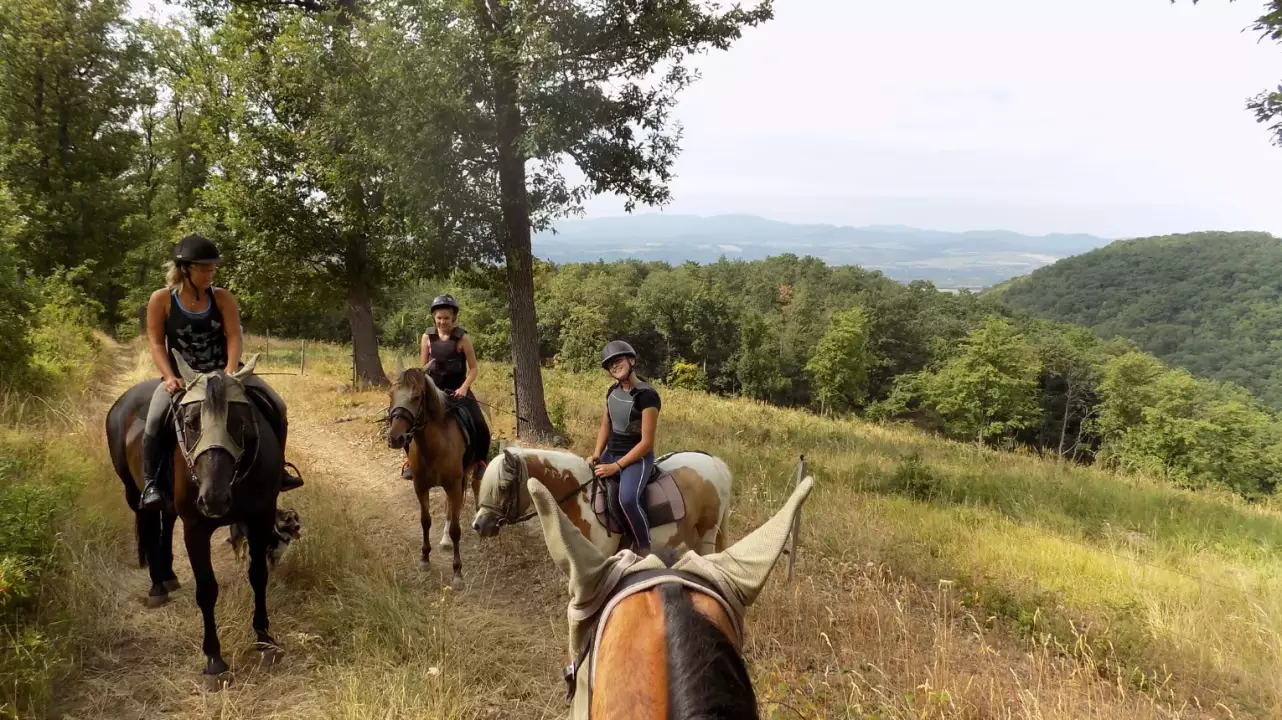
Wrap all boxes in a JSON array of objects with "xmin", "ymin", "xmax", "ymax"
[
  {"xmin": 172, "ymin": 353, "xmax": 260, "ymax": 519},
  {"xmin": 526, "ymin": 472, "xmax": 813, "ymax": 717},
  {"xmin": 472, "ymin": 443, "xmax": 532, "ymax": 537},
  {"xmin": 386, "ymin": 358, "xmax": 445, "ymax": 450}
]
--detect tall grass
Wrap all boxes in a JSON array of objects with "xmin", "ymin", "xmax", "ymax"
[{"xmin": 14, "ymin": 335, "xmax": 1281, "ymax": 717}]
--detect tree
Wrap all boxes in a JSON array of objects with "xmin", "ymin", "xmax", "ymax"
[
  {"xmin": 438, "ymin": 0, "xmax": 772, "ymax": 442},
  {"xmin": 1188, "ymin": 1, "xmax": 1282, "ymax": 146},
  {"xmin": 923, "ymin": 317, "xmax": 1040, "ymax": 444},
  {"xmin": 0, "ymin": 0, "xmax": 143, "ymax": 326},
  {"xmin": 804, "ymin": 305, "xmax": 871, "ymax": 414},
  {"xmin": 179, "ymin": 0, "xmax": 457, "ymax": 385},
  {"xmin": 0, "ymin": 183, "xmax": 33, "ymax": 384}
]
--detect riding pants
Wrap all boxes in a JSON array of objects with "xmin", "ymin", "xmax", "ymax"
[{"xmin": 600, "ymin": 450, "xmax": 654, "ymax": 549}]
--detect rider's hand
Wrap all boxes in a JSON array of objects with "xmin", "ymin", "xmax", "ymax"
[
  {"xmin": 452, "ymin": 388, "xmax": 467, "ymax": 400},
  {"xmin": 587, "ymin": 454, "xmax": 600, "ymax": 466},
  {"xmin": 163, "ymin": 376, "xmax": 184, "ymax": 394},
  {"xmin": 593, "ymin": 462, "xmax": 621, "ymax": 478}
]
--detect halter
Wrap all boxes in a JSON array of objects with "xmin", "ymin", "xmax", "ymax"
[{"xmin": 480, "ymin": 452, "xmax": 595, "ymax": 527}]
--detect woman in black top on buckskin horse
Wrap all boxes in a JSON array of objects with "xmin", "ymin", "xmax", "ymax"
[
  {"xmin": 399, "ymin": 293, "xmax": 489, "ymax": 480},
  {"xmin": 588, "ymin": 340, "xmax": 661, "ymax": 556}
]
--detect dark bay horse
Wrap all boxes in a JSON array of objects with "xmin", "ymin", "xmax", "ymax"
[
  {"xmin": 385, "ymin": 363, "xmax": 484, "ymax": 589},
  {"xmin": 105, "ymin": 354, "xmax": 285, "ymax": 688},
  {"xmin": 526, "ymin": 473, "xmax": 815, "ymax": 718}
]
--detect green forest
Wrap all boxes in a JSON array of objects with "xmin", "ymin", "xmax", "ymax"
[
  {"xmin": 997, "ymin": 231, "xmax": 1282, "ymax": 409},
  {"xmin": 4, "ymin": 0, "xmax": 1282, "ymax": 500}
]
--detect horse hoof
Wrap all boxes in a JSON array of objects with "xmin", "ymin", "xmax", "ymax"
[
  {"xmin": 450, "ymin": 575, "xmax": 464, "ymax": 591},
  {"xmin": 203, "ymin": 671, "xmax": 233, "ymax": 692},
  {"xmin": 439, "ymin": 538, "xmax": 453, "ymax": 549},
  {"xmin": 144, "ymin": 592, "xmax": 168, "ymax": 609},
  {"xmin": 162, "ymin": 579, "xmax": 181, "ymax": 593},
  {"xmin": 257, "ymin": 644, "xmax": 284, "ymax": 667},
  {"xmin": 418, "ymin": 559, "xmax": 431, "ymax": 571}
]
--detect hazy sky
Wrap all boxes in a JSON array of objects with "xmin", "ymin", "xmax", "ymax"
[{"xmin": 130, "ymin": 0, "xmax": 1282, "ymax": 238}]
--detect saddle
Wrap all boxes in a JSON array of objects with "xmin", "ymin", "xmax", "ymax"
[
  {"xmin": 443, "ymin": 394, "xmax": 491, "ymax": 472},
  {"xmin": 589, "ymin": 451, "xmax": 710, "ymax": 540}
]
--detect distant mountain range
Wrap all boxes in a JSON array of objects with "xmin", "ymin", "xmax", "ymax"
[{"xmin": 531, "ymin": 214, "xmax": 1112, "ymax": 289}]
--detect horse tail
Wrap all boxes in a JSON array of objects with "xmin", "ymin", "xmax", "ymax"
[{"xmin": 135, "ymin": 513, "xmax": 148, "ymax": 568}]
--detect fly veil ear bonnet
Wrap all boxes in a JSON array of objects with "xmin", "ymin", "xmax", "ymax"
[{"xmin": 527, "ymin": 474, "xmax": 815, "ymax": 718}]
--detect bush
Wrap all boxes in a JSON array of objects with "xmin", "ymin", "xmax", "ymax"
[{"xmin": 27, "ymin": 267, "xmax": 105, "ymax": 385}]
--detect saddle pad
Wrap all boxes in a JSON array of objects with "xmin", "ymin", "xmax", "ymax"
[{"xmin": 591, "ymin": 468, "xmax": 687, "ymax": 535}]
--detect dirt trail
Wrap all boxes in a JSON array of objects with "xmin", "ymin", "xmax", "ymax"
[{"xmin": 56, "ymin": 358, "xmax": 571, "ymax": 719}]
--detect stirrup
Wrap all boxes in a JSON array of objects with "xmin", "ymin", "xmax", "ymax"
[{"xmin": 281, "ymin": 461, "xmax": 304, "ymax": 491}]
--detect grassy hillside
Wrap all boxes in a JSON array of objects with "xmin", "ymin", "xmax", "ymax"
[
  {"xmin": 4, "ymin": 336, "xmax": 1279, "ymax": 718},
  {"xmin": 996, "ymin": 230, "xmax": 1282, "ymax": 409}
]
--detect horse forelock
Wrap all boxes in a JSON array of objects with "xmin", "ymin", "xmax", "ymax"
[{"xmin": 205, "ymin": 373, "xmax": 228, "ymax": 419}]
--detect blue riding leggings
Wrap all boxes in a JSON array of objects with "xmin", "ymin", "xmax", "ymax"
[{"xmin": 601, "ymin": 450, "xmax": 655, "ymax": 548}]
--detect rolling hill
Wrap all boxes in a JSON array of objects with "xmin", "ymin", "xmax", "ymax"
[
  {"xmin": 532, "ymin": 214, "xmax": 1111, "ymax": 289},
  {"xmin": 995, "ymin": 230, "xmax": 1282, "ymax": 409}
]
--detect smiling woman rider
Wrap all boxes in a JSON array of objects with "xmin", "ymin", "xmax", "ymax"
[
  {"xmin": 136, "ymin": 234, "xmax": 303, "ymax": 510},
  {"xmin": 588, "ymin": 340, "xmax": 661, "ymax": 557}
]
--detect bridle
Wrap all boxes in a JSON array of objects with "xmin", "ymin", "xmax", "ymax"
[
  {"xmin": 480, "ymin": 451, "xmax": 596, "ymax": 527},
  {"xmin": 386, "ymin": 384, "xmax": 431, "ymax": 442}
]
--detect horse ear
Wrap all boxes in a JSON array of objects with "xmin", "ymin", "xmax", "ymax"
[
  {"xmin": 231, "ymin": 354, "xmax": 259, "ymax": 382},
  {"xmin": 172, "ymin": 353, "xmax": 197, "ymax": 385},
  {"xmin": 527, "ymin": 478, "xmax": 610, "ymax": 601},
  {"xmin": 681, "ymin": 476, "xmax": 814, "ymax": 610}
]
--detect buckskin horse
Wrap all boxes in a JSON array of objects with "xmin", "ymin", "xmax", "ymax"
[
  {"xmin": 104, "ymin": 354, "xmax": 287, "ymax": 688},
  {"xmin": 471, "ymin": 444, "xmax": 733, "ymax": 556},
  {"xmin": 385, "ymin": 361, "xmax": 489, "ymax": 589},
  {"xmin": 526, "ymin": 472, "xmax": 814, "ymax": 718}
]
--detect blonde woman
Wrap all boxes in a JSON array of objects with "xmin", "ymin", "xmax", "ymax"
[{"xmin": 137, "ymin": 235, "xmax": 303, "ymax": 510}]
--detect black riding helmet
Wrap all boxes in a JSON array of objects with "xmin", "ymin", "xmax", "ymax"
[
  {"xmin": 600, "ymin": 340, "xmax": 637, "ymax": 369},
  {"xmin": 430, "ymin": 293, "xmax": 460, "ymax": 315},
  {"xmin": 173, "ymin": 234, "xmax": 220, "ymax": 265},
  {"xmin": 173, "ymin": 234, "xmax": 220, "ymax": 302}
]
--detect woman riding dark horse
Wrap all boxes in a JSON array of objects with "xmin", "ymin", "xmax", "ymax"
[
  {"xmin": 588, "ymin": 340, "xmax": 661, "ymax": 557},
  {"xmin": 137, "ymin": 234, "xmax": 302, "ymax": 511},
  {"xmin": 400, "ymin": 293, "xmax": 490, "ymax": 481}
]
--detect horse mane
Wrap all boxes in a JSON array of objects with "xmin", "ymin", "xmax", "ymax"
[
  {"xmin": 396, "ymin": 367, "xmax": 445, "ymax": 423},
  {"xmin": 662, "ymin": 582, "xmax": 759, "ymax": 720}
]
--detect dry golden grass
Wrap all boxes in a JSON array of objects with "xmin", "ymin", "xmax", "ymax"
[{"xmin": 4, "ymin": 336, "xmax": 1275, "ymax": 718}]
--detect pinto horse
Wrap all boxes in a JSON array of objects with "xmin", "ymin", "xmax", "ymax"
[
  {"xmin": 385, "ymin": 363, "xmax": 485, "ymax": 589},
  {"xmin": 526, "ymin": 472, "xmax": 814, "ymax": 718},
  {"xmin": 105, "ymin": 354, "xmax": 286, "ymax": 688},
  {"xmin": 472, "ymin": 445, "xmax": 733, "ymax": 556}
]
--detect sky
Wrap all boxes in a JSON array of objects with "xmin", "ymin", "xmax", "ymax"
[{"xmin": 130, "ymin": 0, "xmax": 1282, "ymax": 239}]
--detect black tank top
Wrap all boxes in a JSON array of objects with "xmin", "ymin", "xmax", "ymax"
[
  {"xmin": 164, "ymin": 288, "xmax": 228, "ymax": 375},
  {"xmin": 427, "ymin": 326, "xmax": 467, "ymax": 391}
]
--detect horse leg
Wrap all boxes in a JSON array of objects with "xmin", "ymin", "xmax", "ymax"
[
  {"xmin": 138, "ymin": 509, "xmax": 172, "ymax": 608},
  {"xmin": 245, "ymin": 510, "xmax": 282, "ymax": 667},
  {"xmin": 183, "ymin": 521, "xmax": 230, "ymax": 688},
  {"xmin": 418, "ymin": 488, "xmax": 433, "ymax": 571},
  {"xmin": 161, "ymin": 509, "xmax": 180, "ymax": 591},
  {"xmin": 446, "ymin": 483, "xmax": 465, "ymax": 590}
]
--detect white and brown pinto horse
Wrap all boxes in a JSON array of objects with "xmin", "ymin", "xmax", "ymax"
[{"xmin": 471, "ymin": 445, "xmax": 733, "ymax": 556}]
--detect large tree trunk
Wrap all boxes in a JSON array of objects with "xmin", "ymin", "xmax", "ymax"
[
  {"xmin": 479, "ymin": 0, "xmax": 558, "ymax": 443},
  {"xmin": 347, "ymin": 279, "xmax": 388, "ymax": 387}
]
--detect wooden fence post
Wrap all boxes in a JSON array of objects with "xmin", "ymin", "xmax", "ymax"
[
  {"xmin": 299, "ymin": 340, "xmax": 306, "ymax": 376},
  {"xmin": 786, "ymin": 454, "xmax": 806, "ymax": 583}
]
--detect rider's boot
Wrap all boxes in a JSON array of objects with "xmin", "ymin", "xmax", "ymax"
[
  {"xmin": 138, "ymin": 433, "xmax": 166, "ymax": 511},
  {"xmin": 281, "ymin": 462, "xmax": 304, "ymax": 492}
]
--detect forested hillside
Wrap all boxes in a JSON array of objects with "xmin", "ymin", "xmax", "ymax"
[{"xmin": 996, "ymin": 231, "xmax": 1282, "ymax": 409}]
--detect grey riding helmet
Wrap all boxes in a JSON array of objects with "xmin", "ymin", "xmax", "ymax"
[
  {"xmin": 600, "ymin": 340, "xmax": 637, "ymax": 369},
  {"xmin": 431, "ymin": 293, "xmax": 460, "ymax": 314}
]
